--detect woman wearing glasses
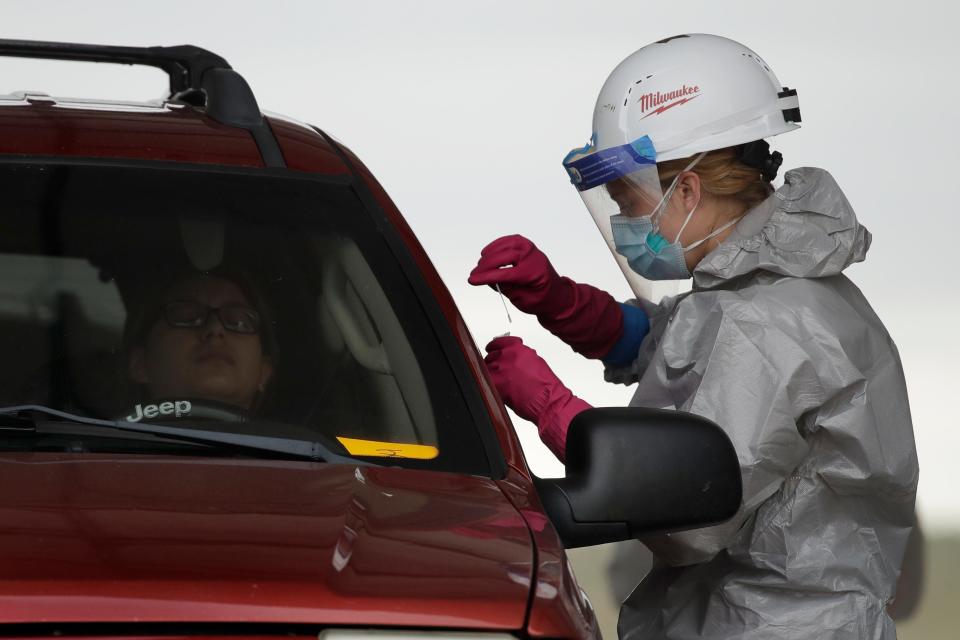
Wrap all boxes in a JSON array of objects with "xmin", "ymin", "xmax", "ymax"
[{"xmin": 125, "ymin": 271, "xmax": 275, "ymax": 414}]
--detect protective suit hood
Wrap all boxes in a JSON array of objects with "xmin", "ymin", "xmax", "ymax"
[{"xmin": 693, "ymin": 167, "xmax": 871, "ymax": 289}]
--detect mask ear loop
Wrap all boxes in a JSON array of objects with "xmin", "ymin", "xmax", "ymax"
[
  {"xmin": 650, "ymin": 179, "xmax": 678, "ymax": 232},
  {"xmin": 648, "ymin": 160, "xmax": 694, "ymax": 229},
  {"xmin": 657, "ymin": 151, "xmax": 707, "ymax": 244},
  {"xmin": 682, "ymin": 216, "xmax": 740, "ymax": 253},
  {"xmin": 672, "ymin": 200, "xmax": 700, "ymax": 244}
]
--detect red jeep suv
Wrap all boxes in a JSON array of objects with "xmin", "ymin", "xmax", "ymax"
[{"xmin": 0, "ymin": 40, "xmax": 741, "ymax": 640}]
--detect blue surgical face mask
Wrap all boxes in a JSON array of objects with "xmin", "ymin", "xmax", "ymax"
[
  {"xmin": 611, "ymin": 214, "xmax": 691, "ymax": 280},
  {"xmin": 611, "ymin": 177, "xmax": 739, "ymax": 281},
  {"xmin": 611, "ymin": 207, "xmax": 740, "ymax": 280}
]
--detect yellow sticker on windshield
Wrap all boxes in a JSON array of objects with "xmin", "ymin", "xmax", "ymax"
[{"xmin": 336, "ymin": 437, "xmax": 440, "ymax": 460}]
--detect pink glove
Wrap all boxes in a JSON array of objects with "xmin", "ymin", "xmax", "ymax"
[
  {"xmin": 484, "ymin": 336, "xmax": 592, "ymax": 463},
  {"xmin": 468, "ymin": 235, "xmax": 623, "ymax": 359}
]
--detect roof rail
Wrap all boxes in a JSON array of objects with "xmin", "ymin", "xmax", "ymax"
[{"xmin": 0, "ymin": 39, "xmax": 285, "ymax": 167}]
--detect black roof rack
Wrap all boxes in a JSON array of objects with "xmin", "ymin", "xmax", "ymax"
[{"xmin": 0, "ymin": 39, "xmax": 285, "ymax": 167}]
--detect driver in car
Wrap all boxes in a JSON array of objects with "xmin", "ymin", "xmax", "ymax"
[{"xmin": 123, "ymin": 271, "xmax": 275, "ymax": 421}]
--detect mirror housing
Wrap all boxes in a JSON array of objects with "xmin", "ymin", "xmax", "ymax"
[{"xmin": 534, "ymin": 407, "xmax": 742, "ymax": 548}]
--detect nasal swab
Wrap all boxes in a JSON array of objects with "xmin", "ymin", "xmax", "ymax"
[{"xmin": 495, "ymin": 283, "xmax": 512, "ymax": 336}]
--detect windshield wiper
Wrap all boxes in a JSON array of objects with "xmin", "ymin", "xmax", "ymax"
[{"xmin": 0, "ymin": 405, "xmax": 365, "ymax": 465}]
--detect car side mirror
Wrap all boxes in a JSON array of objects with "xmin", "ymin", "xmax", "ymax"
[{"xmin": 533, "ymin": 407, "xmax": 742, "ymax": 549}]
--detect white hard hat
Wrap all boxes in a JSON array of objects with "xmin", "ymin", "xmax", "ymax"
[
  {"xmin": 562, "ymin": 34, "xmax": 800, "ymax": 298},
  {"xmin": 593, "ymin": 34, "xmax": 800, "ymax": 162}
]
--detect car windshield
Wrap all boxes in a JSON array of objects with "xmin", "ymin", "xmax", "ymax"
[{"xmin": 0, "ymin": 162, "xmax": 492, "ymax": 475}]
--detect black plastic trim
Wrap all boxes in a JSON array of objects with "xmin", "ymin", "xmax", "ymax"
[
  {"xmin": 250, "ymin": 121, "xmax": 286, "ymax": 168},
  {"xmin": 778, "ymin": 86, "xmax": 802, "ymax": 123},
  {"xmin": 0, "ymin": 39, "xmax": 228, "ymax": 96},
  {"xmin": 736, "ymin": 140, "xmax": 783, "ymax": 182},
  {"xmin": 535, "ymin": 407, "xmax": 743, "ymax": 548},
  {"xmin": 0, "ymin": 39, "xmax": 286, "ymax": 168},
  {"xmin": 533, "ymin": 476, "xmax": 631, "ymax": 548}
]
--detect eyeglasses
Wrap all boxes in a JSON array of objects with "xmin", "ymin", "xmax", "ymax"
[{"xmin": 162, "ymin": 301, "xmax": 261, "ymax": 335}]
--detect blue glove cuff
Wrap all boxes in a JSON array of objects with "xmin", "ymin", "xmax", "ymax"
[{"xmin": 602, "ymin": 303, "xmax": 650, "ymax": 368}]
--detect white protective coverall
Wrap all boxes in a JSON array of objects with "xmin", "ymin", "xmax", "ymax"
[{"xmin": 612, "ymin": 167, "xmax": 919, "ymax": 640}]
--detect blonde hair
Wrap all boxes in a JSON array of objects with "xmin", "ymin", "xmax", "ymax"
[{"xmin": 657, "ymin": 146, "xmax": 774, "ymax": 214}]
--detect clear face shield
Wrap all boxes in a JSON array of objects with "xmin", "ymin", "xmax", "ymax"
[{"xmin": 563, "ymin": 135, "xmax": 671, "ymax": 299}]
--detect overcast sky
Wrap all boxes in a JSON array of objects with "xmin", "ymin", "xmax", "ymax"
[{"xmin": 3, "ymin": 0, "xmax": 958, "ymax": 531}]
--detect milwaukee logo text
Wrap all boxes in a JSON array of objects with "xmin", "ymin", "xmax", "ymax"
[{"xmin": 638, "ymin": 85, "xmax": 701, "ymax": 118}]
